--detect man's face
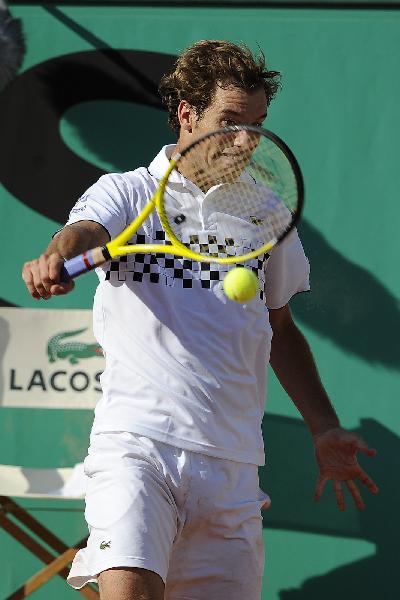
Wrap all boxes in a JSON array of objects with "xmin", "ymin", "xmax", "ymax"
[{"xmin": 178, "ymin": 85, "xmax": 268, "ymax": 189}]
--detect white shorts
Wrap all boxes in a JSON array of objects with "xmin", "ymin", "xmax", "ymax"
[{"xmin": 68, "ymin": 431, "xmax": 270, "ymax": 600}]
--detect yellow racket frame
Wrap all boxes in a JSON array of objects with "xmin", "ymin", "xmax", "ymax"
[{"xmin": 106, "ymin": 154, "xmax": 278, "ymax": 265}]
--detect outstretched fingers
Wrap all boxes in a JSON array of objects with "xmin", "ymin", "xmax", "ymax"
[
  {"xmin": 315, "ymin": 470, "xmax": 378, "ymax": 511},
  {"xmin": 357, "ymin": 467, "xmax": 379, "ymax": 495},
  {"xmin": 314, "ymin": 475, "xmax": 327, "ymax": 503}
]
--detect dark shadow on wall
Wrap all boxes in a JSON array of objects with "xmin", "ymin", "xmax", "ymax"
[
  {"xmin": 0, "ymin": 48, "xmax": 177, "ymax": 223},
  {"xmin": 292, "ymin": 221, "xmax": 400, "ymax": 370},
  {"xmin": 0, "ymin": 298, "xmax": 15, "ymax": 307},
  {"xmin": 260, "ymin": 416, "xmax": 397, "ymax": 598}
]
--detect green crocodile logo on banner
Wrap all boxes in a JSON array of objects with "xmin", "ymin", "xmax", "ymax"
[{"xmin": 47, "ymin": 328, "xmax": 103, "ymax": 365}]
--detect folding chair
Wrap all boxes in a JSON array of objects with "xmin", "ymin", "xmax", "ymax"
[{"xmin": 0, "ymin": 463, "xmax": 99, "ymax": 599}]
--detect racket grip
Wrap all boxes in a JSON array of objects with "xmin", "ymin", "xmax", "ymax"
[{"xmin": 60, "ymin": 248, "xmax": 107, "ymax": 281}]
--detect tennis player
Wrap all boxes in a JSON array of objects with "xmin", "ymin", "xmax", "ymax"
[{"xmin": 22, "ymin": 40, "xmax": 378, "ymax": 600}]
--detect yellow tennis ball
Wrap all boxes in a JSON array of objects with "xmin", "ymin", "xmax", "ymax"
[{"xmin": 223, "ymin": 267, "xmax": 259, "ymax": 303}]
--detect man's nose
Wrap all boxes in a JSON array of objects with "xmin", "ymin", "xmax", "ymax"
[{"xmin": 233, "ymin": 129, "xmax": 256, "ymax": 148}]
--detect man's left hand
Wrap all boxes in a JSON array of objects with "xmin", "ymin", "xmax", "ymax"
[{"xmin": 313, "ymin": 427, "xmax": 378, "ymax": 511}]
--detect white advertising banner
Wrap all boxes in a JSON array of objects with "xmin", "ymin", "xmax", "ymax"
[{"xmin": 0, "ymin": 307, "xmax": 105, "ymax": 409}]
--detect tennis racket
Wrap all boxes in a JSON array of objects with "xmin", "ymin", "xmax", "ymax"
[{"xmin": 61, "ymin": 125, "xmax": 304, "ymax": 280}]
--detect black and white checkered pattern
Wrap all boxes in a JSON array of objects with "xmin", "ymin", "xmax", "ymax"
[{"xmin": 105, "ymin": 229, "xmax": 269, "ymax": 300}]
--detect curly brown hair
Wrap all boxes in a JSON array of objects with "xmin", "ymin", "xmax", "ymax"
[{"xmin": 159, "ymin": 40, "xmax": 281, "ymax": 134}]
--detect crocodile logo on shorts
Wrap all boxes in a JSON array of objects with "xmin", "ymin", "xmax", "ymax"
[
  {"xmin": 47, "ymin": 328, "xmax": 103, "ymax": 365},
  {"xmin": 100, "ymin": 540, "xmax": 111, "ymax": 550}
]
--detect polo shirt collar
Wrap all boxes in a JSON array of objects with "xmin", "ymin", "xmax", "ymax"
[{"xmin": 148, "ymin": 145, "xmax": 184, "ymax": 185}]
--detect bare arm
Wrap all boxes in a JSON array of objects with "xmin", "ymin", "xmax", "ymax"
[
  {"xmin": 269, "ymin": 304, "xmax": 378, "ymax": 510},
  {"xmin": 22, "ymin": 221, "xmax": 109, "ymax": 300},
  {"xmin": 46, "ymin": 220, "xmax": 110, "ymax": 259},
  {"xmin": 269, "ymin": 303, "xmax": 339, "ymax": 436}
]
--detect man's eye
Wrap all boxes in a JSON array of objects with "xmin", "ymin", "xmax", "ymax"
[{"xmin": 221, "ymin": 119, "xmax": 237, "ymax": 127}]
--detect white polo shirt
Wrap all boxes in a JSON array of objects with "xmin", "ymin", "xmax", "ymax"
[{"xmin": 65, "ymin": 145, "xmax": 310, "ymax": 465}]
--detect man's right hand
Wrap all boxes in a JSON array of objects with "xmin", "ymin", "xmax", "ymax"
[{"xmin": 22, "ymin": 252, "xmax": 75, "ymax": 300}]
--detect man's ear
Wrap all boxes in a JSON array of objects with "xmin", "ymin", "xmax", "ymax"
[{"xmin": 177, "ymin": 100, "xmax": 194, "ymax": 132}]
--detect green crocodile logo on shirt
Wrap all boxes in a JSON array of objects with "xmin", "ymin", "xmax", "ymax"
[
  {"xmin": 249, "ymin": 215, "xmax": 264, "ymax": 226},
  {"xmin": 100, "ymin": 540, "xmax": 111, "ymax": 550},
  {"xmin": 47, "ymin": 328, "xmax": 103, "ymax": 365}
]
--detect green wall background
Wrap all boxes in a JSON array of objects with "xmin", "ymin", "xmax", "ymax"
[{"xmin": 1, "ymin": 3, "xmax": 399, "ymax": 599}]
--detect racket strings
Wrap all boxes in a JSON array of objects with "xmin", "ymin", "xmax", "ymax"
[{"xmin": 165, "ymin": 129, "xmax": 297, "ymax": 258}]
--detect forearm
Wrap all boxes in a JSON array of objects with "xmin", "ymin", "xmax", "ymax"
[
  {"xmin": 269, "ymin": 311, "xmax": 340, "ymax": 436},
  {"xmin": 45, "ymin": 221, "xmax": 110, "ymax": 259},
  {"xmin": 22, "ymin": 221, "xmax": 110, "ymax": 299}
]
